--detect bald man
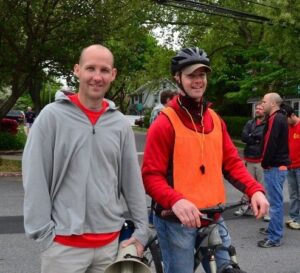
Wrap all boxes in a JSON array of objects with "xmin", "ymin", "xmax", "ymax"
[
  {"xmin": 22, "ymin": 44, "xmax": 149, "ymax": 273},
  {"xmin": 258, "ymin": 92, "xmax": 290, "ymax": 248}
]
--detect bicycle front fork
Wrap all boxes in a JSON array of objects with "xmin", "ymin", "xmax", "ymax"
[
  {"xmin": 227, "ymin": 245, "xmax": 238, "ymax": 264},
  {"xmin": 208, "ymin": 245, "xmax": 239, "ymax": 273}
]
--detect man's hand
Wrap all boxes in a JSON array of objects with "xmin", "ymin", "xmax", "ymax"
[
  {"xmin": 251, "ymin": 191, "xmax": 269, "ymax": 219},
  {"xmin": 120, "ymin": 237, "xmax": 144, "ymax": 257},
  {"xmin": 172, "ymin": 199, "xmax": 202, "ymax": 228}
]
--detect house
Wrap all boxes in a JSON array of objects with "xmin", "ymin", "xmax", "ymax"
[
  {"xmin": 127, "ymin": 78, "xmax": 177, "ymax": 115},
  {"xmin": 247, "ymin": 94, "xmax": 300, "ymax": 117}
]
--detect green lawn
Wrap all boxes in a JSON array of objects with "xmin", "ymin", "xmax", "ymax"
[{"xmin": 0, "ymin": 159, "xmax": 22, "ymax": 172}]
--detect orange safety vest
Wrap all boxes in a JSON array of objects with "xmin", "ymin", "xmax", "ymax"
[{"xmin": 162, "ymin": 107, "xmax": 226, "ymax": 208}]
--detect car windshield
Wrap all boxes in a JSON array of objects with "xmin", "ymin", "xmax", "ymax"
[{"xmin": 8, "ymin": 110, "xmax": 23, "ymax": 115}]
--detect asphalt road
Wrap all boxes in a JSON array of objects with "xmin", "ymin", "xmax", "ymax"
[{"xmin": 0, "ymin": 132, "xmax": 299, "ymax": 273}]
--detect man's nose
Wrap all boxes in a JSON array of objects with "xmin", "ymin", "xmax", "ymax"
[
  {"xmin": 93, "ymin": 71, "xmax": 103, "ymax": 80},
  {"xmin": 194, "ymin": 77, "xmax": 204, "ymax": 82}
]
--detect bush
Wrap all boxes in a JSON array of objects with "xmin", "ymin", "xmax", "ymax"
[
  {"xmin": 222, "ymin": 116, "xmax": 250, "ymax": 138},
  {"xmin": 143, "ymin": 109, "xmax": 151, "ymax": 128},
  {"xmin": 1, "ymin": 118, "xmax": 18, "ymax": 134},
  {"xmin": 0, "ymin": 125, "xmax": 26, "ymax": 150}
]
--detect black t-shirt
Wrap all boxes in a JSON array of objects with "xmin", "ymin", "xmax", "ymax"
[{"xmin": 25, "ymin": 111, "xmax": 36, "ymax": 124}]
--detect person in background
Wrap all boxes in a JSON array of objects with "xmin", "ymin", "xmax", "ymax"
[
  {"xmin": 148, "ymin": 89, "xmax": 177, "ymax": 226},
  {"xmin": 142, "ymin": 46, "xmax": 269, "ymax": 273},
  {"xmin": 234, "ymin": 102, "xmax": 269, "ymax": 221},
  {"xmin": 22, "ymin": 44, "xmax": 149, "ymax": 273},
  {"xmin": 150, "ymin": 89, "xmax": 177, "ymax": 124},
  {"xmin": 24, "ymin": 106, "xmax": 36, "ymax": 136},
  {"xmin": 258, "ymin": 92, "xmax": 290, "ymax": 248},
  {"xmin": 280, "ymin": 104, "xmax": 300, "ymax": 230}
]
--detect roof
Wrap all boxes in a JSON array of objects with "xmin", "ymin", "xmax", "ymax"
[{"xmin": 130, "ymin": 79, "xmax": 177, "ymax": 96}]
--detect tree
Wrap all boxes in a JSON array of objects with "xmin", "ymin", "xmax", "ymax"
[
  {"xmin": 0, "ymin": 0, "xmax": 166, "ymax": 120},
  {"xmin": 150, "ymin": 0, "xmax": 300, "ymax": 115}
]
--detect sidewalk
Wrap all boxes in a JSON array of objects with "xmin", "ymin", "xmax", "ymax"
[
  {"xmin": 0, "ymin": 175, "xmax": 298, "ymax": 273},
  {"xmin": 0, "ymin": 150, "xmax": 22, "ymax": 159}
]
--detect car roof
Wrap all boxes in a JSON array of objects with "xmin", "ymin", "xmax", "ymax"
[{"xmin": 8, "ymin": 110, "xmax": 24, "ymax": 114}]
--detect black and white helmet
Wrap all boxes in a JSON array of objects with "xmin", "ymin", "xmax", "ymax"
[{"xmin": 171, "ymin": 47, "xmax": 211, "ymax": 75}]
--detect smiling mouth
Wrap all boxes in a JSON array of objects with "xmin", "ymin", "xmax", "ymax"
[
  {"xmin": 192, "ymin": 88, "xmax": 203, "ymax": 91},
  {"xmin": 91, "ymin": 85, "xmax": 104, "ymax": 90}
]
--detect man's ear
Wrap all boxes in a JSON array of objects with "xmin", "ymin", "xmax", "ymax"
[
  {"xmin": 174, "ymin": 74, "xmax": 180, "ymax": 83},
  {"xmin": 111, "ymin": 68, "xmax": 117, "ymax": 81},
  {"xmin": 73, "ymin": 64, "xmax": 79, "ymax": 78}
]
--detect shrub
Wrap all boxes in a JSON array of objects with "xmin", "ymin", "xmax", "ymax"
[
  {"xmin": 0, "ymin": 125, "xmax": 26, "ymax": 150},
  {"xmin": 222, "ymin": 116, "xmax": 250, "ymax": 139},
  {"xmin": 1, "ymin": 118, "xmax": 18, "ymax": 134},
  {"xmin": 143, "ymin": 109, "xmax": 151, "ymax": 128}
]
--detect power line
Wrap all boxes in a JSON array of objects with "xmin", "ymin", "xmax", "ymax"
[{"xmin": 155, "ymin": 0, "xmax": 271, "ymax": 24}]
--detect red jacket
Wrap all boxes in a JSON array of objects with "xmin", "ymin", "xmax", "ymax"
[
  {"xmin": 142, "ymin": 95, "xmax": 265, "ymax": 210},
  {"xmin": 289, "ymin": 121, "xmax": 300, "ymax": 169}
]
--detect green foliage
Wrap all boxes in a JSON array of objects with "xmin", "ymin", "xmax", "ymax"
[
  {"xmin": 0, "ymin": 0, "xmax": 160, "ymax": 116},
  {"xmin": 169, "ymin": 0, "xmax": 300, "ymax": 114},
  {"xmin": 222, "ymin": 116, "xmax": 250, "ymax": 138},
  {"xmin": 105, "ymin": 32, "xmax": 173, "ymax": 112},
  {"xmin": 0, "ymin": 126, "xmax": 27, "ymax": 150},
  {"xmin": 1, "ymin": 0, "xmax": 300, "ymax": 118},
  {"xmin": 0, "ymin": 158, "xmax": 21, "ymax": 172},
  {"xmin": 14, "ymin": 93, "xmax": 33, "ymax": 112},
  {"xmin": 143, "ymin": 108, "xmax": 152, "ymax": 129},
  {"xmin": 40, "ymin": 80, "xmax": 62, "ymax": 107}
]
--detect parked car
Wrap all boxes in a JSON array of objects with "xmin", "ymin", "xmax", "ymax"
[
  {"xmin": 5, "ymin": 110, "xmax": 25, "ymax": 124},
  {"xmin": 134, "ymin": 116, "xmax": 144, "ymax": 127}
]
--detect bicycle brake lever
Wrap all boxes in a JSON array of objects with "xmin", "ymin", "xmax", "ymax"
[{"xmin": 201, "ymin": 216, "xmax": 214, "ymax": 222}]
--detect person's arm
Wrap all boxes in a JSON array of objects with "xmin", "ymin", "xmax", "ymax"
[
  {"xmin": 221, "ymin": 120, "xmax": 269, "ymax": 217},
  {"xmin": 142, "ymin": 114, "xmax": 184, "ymax": 209},
  {"xmin": 221, "ymin": 119, "xmax": 265, "ymax": 196},
  {"xmin": 241, "ymin": 120, "xmax": 256, "ymax": 144},
  {"xmin": 22, "ymin": 110, "xmax": 55, "ymax": 244},
  {"xmin": 261, "ymin": 114, "xmax": 287, "ymax": 168},
  {"xmin": 120, "ymin": 124, "xmax": 149, "ymax": 247}
]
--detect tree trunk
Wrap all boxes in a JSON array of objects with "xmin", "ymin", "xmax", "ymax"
[{"xmin": 29, "ymin": 78, "xmax": 43, "ymax": 114}]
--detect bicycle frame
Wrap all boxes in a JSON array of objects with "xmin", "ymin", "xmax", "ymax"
[
  {"xmin": 150, "ymin": 199, "xmax": 249, "ymax": 273},
  {"xmin": 194, "ymin": 222, "xmax": 241, "ymax": 273}
]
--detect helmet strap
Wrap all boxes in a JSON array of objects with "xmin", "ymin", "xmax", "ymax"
[
  {"xmin": 177, "ymin": 72, "xmax": 191, "ymax": 98},
  {"xmin": 177, "ymin": 72, "xmax": 200, "ymax": 101}
]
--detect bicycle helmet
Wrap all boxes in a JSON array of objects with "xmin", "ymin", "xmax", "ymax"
[{"xmin": 171, "ymin": 47, "xmax": 211, "ymax": 75}]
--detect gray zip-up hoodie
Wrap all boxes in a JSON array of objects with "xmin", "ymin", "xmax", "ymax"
[{"xmin": 22, "ymin": 91, "xmax": 149, "ymax": 248}]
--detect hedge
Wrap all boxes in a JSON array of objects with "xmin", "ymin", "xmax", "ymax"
[
  {"xmin": 222, "ymin": 116, "xmax": 250, "ymax": 139},
  {"xmin": 0, "ymin": 126, "xmax": 27, "ymax": 150},
  {"xmin": 1, "ymin": 118, "xmax": 18, "ymax": 134}
]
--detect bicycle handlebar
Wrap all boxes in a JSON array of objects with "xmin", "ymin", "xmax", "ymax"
[
  {"xmin": 160, "ymin": 198, "xmax": 249, "ymax": 220},
  {"xmin": 199, "ymin": 199, "xmax": 248, "ymax": 214}
]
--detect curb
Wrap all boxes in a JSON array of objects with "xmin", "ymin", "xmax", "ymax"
[
  {"xmin": 0, "ymin": 150, "xmax": 23, "ymax": 155},
  {"xmin": 0, "ymin": 172, "xmax": 22, "ymax": 177}
]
